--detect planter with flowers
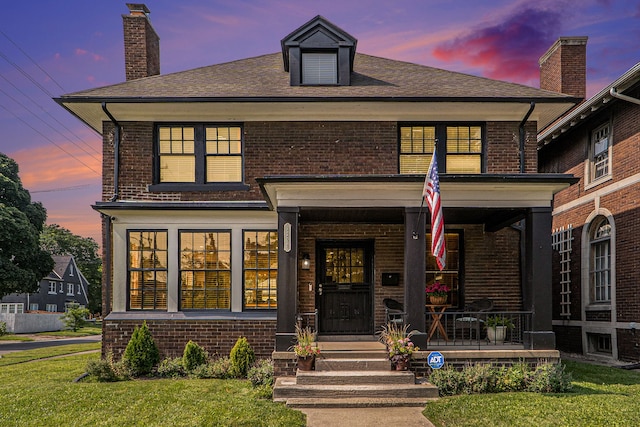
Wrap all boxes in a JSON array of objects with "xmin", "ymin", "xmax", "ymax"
[
  {"xmin": 426, "ymin": 281, "xmax": 450, "ymax": 305},
  {"xmin": 290, "ymin": 325, "xmax": 320, "ymax": 371},
  {"xmin": 377, "ymin": 322, "xmax": 419, "ymax": 371}
]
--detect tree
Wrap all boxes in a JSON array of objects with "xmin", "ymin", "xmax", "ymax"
[
  {"xmin": 0, "ymin": 152, "xmax": 54, "ymax": 298},
  {"xmin": 41, "ymin": 224, "xmax": 102, "ymax": 314},
  {"xmin": 60, "ymin": 302, "xmax": 90, "ymax": 332}
]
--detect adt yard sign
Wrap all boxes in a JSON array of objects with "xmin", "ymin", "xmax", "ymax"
[{"xmin": 428, "ymin": 351, "xmax": 445, "ymax": 369}]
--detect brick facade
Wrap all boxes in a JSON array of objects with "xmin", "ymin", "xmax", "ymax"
[
  {"xmin": 539, "ymin": 37, "xmax": 587, "ymax": 99},
  {"xmin": 123, "ymin": 5, "xmax": 160, "ymax": 81}
]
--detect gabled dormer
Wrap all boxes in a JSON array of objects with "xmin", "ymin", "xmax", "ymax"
[{"xmin": 281, "ymin": 15, "xmax": 357, "ymax": 86}]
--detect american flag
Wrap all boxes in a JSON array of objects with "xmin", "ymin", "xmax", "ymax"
[{"xmin": 422, "ymin": 151, "xmax": 446, "ymax": 270}]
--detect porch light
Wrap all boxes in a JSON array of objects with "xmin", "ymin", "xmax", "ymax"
[{"xmin": 301, "ymin": 253, "xmax": 311, "ymax": 270}]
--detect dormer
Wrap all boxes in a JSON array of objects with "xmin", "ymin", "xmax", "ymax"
[{"xmin": 281, "ymin": 15, "xmax": 357, "ymax": 86}]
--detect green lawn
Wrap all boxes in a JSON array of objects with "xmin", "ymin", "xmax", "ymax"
[
  {"xmin": 35, "ymin": 322, "xmax": 102, "ymax": 337},
  {"xmin": 423, "ymin": 360, "xmax": 640, "ymax": 427},
  {"xmin": 0, "ymin": 345, "xmax": 305, "ymax": 427}
]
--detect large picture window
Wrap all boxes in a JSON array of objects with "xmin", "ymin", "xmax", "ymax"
[
  {"xmin": 399, "ymin": 124, "xmax": 483, "ymax": 174},
  {"xmin": 179, "ymin": 231, "xmax": 231, "ymax": 310},
  {"xmin": 244, "ymin": 231, "xmax": 278, "ymax": 309},
  {"xmin": 426, "ymin": 232, "xmax": 461, "ymax": 308},
  {"xmin": 589, "ymin": 217, "xmax": 611, "ymax": 303},
  {"xmin": 128, "ymin": 230, "xmax": 168, "ymax": 310},
  {"xmin": 157, "ymin": 125, "xmax": 243, "ymax": 184}
]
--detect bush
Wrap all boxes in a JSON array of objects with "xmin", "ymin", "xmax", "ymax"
[
  {"xmin": 156, "ymin": 357, "xmax": 186, "ymax": 379},
  {"xmin": 229, "ymin": 337, "xmax": 255, "ymax": 378},
  {"xmin": 209, "ymin": 356, "xmax": 233, "ymax": 379},
  {"xmin": 123, "ymin": 321, "xmax": 160, "ymax": 376},
  {"xmin": 85, "ymin": 352, "xmax": 131, "ymax": 382},
  {"xmin": 247, "ymin": 359, "xmax": 274, "ymax": 388},
  {"xmin": 429, "ymin": 365, "xmax": 463, "ymax": 396},
  {"xmin": 0, "ymin": 321, "xmax": 6, "ymax": 336},
  {"xmin": 183, "ymin": 340, "xmax": 208, "ymax": 371},
  {"xmin": 527, "ymin": 362, "xmax": 573, "ymax": 393},
  {"xmin": 461, "ymin": 363, "xmax": 497, "ymax": 394},
  {"xmin": 60, "ymin": 303, "xmax": 90, "ymax": 332}
]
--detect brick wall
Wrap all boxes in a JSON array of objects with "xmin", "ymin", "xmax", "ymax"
[
  {"xmin": 553, "ymin": 325, "xmax": 583, "ymax": 354},
  {"xmin": 617, "ymin": 329, "xmax": 640, "ymax": 362},
  {"xmin": 539, "ymin": 37, "xmax": 587, "ymax": 99},
  {"xmin": 123, "ymin": 11, "xmax": 160, "ymax": 81},
  {"xmin": 486, "ymin": 121, "xmax": 538, "ymax": 173},
  {"xmin": 102, "ymin": 319, "xmax": 276, "ymax": 359}
]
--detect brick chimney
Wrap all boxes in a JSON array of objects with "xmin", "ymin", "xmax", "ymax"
[
  {"xmin": 123, "ymin": 3, "xmax": 160, "ymax": 81},
  {"xmin": 539, "ymin": 36, "xmax": 587, "ymax": 99}
]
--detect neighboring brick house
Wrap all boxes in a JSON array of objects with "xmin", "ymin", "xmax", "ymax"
[
  {"xmin": 539, "ymin": 39, "xmax": 640, "ymax": 362},
  {"xmin": 57, "ymin": 4, "xmax": 579, "ymax": 359},
  {"xmin": 1, "ymin": 255, "xmax": 90, "ymax": 314}
]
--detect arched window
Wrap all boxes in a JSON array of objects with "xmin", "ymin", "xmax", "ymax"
[{"xmin": 589, "ymin": 216, "xmax": 611, "ymax": 303}]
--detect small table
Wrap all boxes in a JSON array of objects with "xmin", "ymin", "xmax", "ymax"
[{"xmin": 426, "ymin": 304, "xmax": 451, "ymax": 342}]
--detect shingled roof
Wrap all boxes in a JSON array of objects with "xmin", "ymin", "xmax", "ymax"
[{"xmin": 64, "ymin": 52, "xmax": 572, "ymax": 100}]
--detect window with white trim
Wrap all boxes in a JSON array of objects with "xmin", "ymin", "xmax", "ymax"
[
  {"xmin": 590, "ymin": 123, "xmax": 611, "ymax": 182},
  {"xmin": 29, "ymin": 303, "xmax": 39, "ymax": 311},
  {"xmin": 1, "ymin": 303, "xmax": 24, "ymax": 314},
  {"xmin": 48, "ymin": 281, "xmax": 57, "ymax": 294},
  {"xmin": 67, "ymin": 283, "xmax": 74, "ymax": 296},
  {"xmin": 589, "ymin": 216, "xmax": 611, "ymax": 303},
  {"xmin": 46, "ymin": 304, "xmax": 58, "ymax": 312}
]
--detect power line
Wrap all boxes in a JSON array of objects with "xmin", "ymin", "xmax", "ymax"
[
  {"xmin": 0, "ymin": 49, "xmax": 56, "ymax": 99},
  {"xmin": 0, "ymin": 29, "xmax": 66, "ymax": 93},
  {"xmin": 0, "ymin": 102, "xmax": 101, "ymax": 176},
  {"xmin": 31, "ymin": 183, "xmax": 100, "ymax": 194}
]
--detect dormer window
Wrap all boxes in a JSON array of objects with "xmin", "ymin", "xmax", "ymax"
[
  {"xmin": 302, "ymin": 52, "xmax": 337, "ymax": 85},
  {"xmin": 281, "ymin": 15, "xmax": 357, "ymax": 87}
]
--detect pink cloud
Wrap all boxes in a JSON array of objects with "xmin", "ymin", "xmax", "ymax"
[
  {"xmin": 74, "ymin": 48, "xmax": 105, "ymax": 62},
  {"xmin": 432, "ymin": 7, "xmax": 563, "ymax": 85}
]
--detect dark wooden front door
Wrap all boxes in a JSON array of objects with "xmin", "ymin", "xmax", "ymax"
[{"xmin": 316, "ymin": 241, "xmax": 373, "ymax": 334}]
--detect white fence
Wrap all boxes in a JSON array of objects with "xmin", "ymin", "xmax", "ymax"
[{"xmin": 0, "ymin": 313, "xmax": 64, "ymax": 333}]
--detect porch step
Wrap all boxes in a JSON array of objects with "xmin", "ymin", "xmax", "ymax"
[
  {"xmin": 273, "ymin": 377, "xmax": 439, "ymax": 404},
  {"xmin": 319, "ymin": 350, "xmax": 388, "ymax": 359},
  {"xmin": 284, "ymin": 397, "xmax": 435, "ymax": 408},
  {"xmin": 315, "ymin": 357, "xmax": 390, "ymax": 371},
  {"xmin": 296, "ymin": 370, "xmax": 416, "ymax": 385}
]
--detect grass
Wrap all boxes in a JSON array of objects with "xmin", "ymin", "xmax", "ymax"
[
  {"xmin": 423, "ymin": 360, "xmax": 640, "ymax": 427},
  {"xmin": 0, "ymin": 345, "xmax": 305, "ymax": 427},
  {"xmin": 35, "ymin": 323, "xmax": 102, "ymax": 337},
  {"xmin": 0, "ymin": 334, "xmax": 33, "ymax": 341},
  {"xmin": 0, "ymin": 342, "xmax": 101, "ymax": 366}
]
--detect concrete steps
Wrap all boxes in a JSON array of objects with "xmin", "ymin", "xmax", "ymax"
[{"xmin": 273, "ymin": 342, "xmax": 439, "ymax": 408}]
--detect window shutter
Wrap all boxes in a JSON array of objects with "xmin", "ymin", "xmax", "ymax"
[{"xmin": 302, "ymin": 53, "xmax": 337, "ymax": 85}]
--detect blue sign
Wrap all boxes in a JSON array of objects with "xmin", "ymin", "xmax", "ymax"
[{"xmin": 428, "ymin": 351, "xmax": 445, "ymax": 369}]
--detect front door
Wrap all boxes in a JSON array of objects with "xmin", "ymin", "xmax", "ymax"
[{"xmin": 316, "ymin": 241, "xmax": 373, "ymax": 334}]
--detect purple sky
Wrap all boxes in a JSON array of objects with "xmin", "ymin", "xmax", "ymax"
[{"xmin": 1, "ymin": 0, "xmax": 638, "ymax": 243}]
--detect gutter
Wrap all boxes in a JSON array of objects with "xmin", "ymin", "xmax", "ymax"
[
  {"xmin": 101, "ymin": 103, "xmax": 120, "ymax": 201},
  {"xmin": 519, "ymin": 102, "xmax": 535, "ymax": 173},
  {"xmin": 610, "ymin": 87, "xmax": 640, "ymax": 105}
]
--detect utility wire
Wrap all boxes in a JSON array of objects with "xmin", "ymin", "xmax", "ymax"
[
  {"xmin": 0, "ymin": 102, "xmax": 101, "ymax": 176},
  {"xmin": 0, "ymin": 49, "xmax": 56, "ymax": 99},
  {"xmin": 0, "ymin": 29, "xmax": 66, "ymax": 93},
  {"xmin": 31, "ymin": 183, "xmax": 100, "ymax": 194}
]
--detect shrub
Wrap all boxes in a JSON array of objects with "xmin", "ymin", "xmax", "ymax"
[
  {"xmin": 0, "ymin": 321, "xmax": 6, "ymax": 336},
  {"xmin": 208, "ymin": 356, "xmax": 233, "ymax": 379},
  {"xmin": 527, "ymin": 362, "xmax": 573, "ymax": 393},
  {"xmin": 156, "ymin": 357, "xmax": 186, "ymax": 379},
  {"xmin": 247, "ymin": 359, "xmax": 274, "ymax": 388},
  {"xmin": 123, "ymin": 321, "xmax": 160, "ymax": 376},
  {"xmin": 183, "ymin": 340, "xmax": 208, "ymax": 371},
  {"xmin": 85, "ymin": 352, "xmax": 131, "ymax": 382},
  {"xmin": 429, "ymin": 365, "xmax": 463, "ymax": 396},
  {"xmin": 496, "ymin": 361, "xmax": 530, "ymax": 392},
  {"xmin": 461, "ymin": 363, "xmax": 497, "ymax": 394},
  {"xmin": 229, "ymin": 337, "xmax": 255, "ymax": 378},
  {"xmin": 60, "ymin": 303, "xmax": 90, "ymax": 332}
]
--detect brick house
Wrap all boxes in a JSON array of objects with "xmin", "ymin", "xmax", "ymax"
[
  {"xmin": 538, "ymin": 38, "xmax": 640, "ymax": 362},
  {"xmin": 57, "ymin": 4, "xmax": 579, "ymax": 360}
]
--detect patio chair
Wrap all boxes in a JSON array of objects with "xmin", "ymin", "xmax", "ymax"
[
  {"xmin": 383, "ymin": 298, "xmax": 406, "ymax": 326},
  {"xmin": 455, "ymin": 298, "xmax": 494, "ymax": 339}
]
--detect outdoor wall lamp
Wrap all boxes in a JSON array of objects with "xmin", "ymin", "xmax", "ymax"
[{"xmin": 301, "ymin": 253, "xmax": 311, "ymax": 270}]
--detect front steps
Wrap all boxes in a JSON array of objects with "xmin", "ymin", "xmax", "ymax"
[{"xmin": 273, "ymin": 342, "xmax": 439, "ymax": 408}]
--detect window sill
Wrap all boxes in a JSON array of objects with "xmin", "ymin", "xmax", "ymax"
[
  {"xmin": 586, "ymin": 303, "xmax": 611, "ymax": 311},
  {"xmin": 584, "ymin": 175, "xmax": 612, "ymax": 191},
  {"xmin": 148, "ymin": 183, "xmax": 250, "ymax": 192},
  {"xmin": 105, "ymin": 311, "xmax": 277, "ymax": 321}
]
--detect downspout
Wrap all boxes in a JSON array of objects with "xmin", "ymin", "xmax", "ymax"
[
  {"xmin": 519, "ymin": 102, "xmax": 536, "ymax": 173},
  {"xmin": 610, "ymin": 87, "xmax": 640, "ymax": 105},
  {"xmin": 101, "ymin": 102, "xmax": 120, "ymax": 202}
]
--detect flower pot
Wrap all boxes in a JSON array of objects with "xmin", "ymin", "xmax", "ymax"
[
  {"xmin": 487, "ymin": 325, "xmax": 507, "ymax": 343},
  {"xmin": 297, "ymin": 355, "xmax": 315, "ymax": 371},
  {"xmin": 428, "ymin": 294, "xmax": 447, "ymax": 305},
  {"xmin": 394, "ymin": 356, "xmax": 410, "ymax": 371}
]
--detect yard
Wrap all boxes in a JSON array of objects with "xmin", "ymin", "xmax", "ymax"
[{"xmin": 0, "ymin": 343, "xmax": 639, "ymax": 426}]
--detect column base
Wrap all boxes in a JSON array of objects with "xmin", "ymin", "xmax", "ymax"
[
  {"xmin": 524, "ymin": 331, "xmax": 556, "ymax": 350},
  {"xmin": 276, "ymin": 332, "xmax": 296, "ymax": 351},
  {"xmin": 409, "ymin": 332, "xmax": 428, "ymax": 350}
]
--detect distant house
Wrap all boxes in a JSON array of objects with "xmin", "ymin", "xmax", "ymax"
[
  {"xmin": 0, "ymin": 255, "xmax": 90, "ymax": 314},
  {"xmin": 539, "ymin": 51, "xmax": 640, "ymax": 362},
  {"xmin": 57, "ymin": 5, "xmax": 579, "ymax": 360}
]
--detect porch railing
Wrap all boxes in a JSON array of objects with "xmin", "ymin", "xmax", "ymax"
[
  {"xmin": 424, "ymin": 310, "xmax": 533, "ymax": 349},
  {"xmin": 295, "ymin": 309, "xmax": 318, "ymax": 333}
]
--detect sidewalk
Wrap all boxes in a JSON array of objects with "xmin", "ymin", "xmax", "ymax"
[{"xmin": 299, "ymin": 407, "xmax": 435, "ymax": 427}]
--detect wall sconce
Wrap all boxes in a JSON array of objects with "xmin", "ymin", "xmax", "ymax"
[{"xmin": 301, "ymin": 253, "xmax": 311, "ymax": 270}]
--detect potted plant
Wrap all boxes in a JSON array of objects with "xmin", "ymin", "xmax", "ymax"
[
  {"xmin": 485, "ymin": 315, "xmax": 514, "ymax": 343},
  {"xmin": 377, "ymin": 322, "xmax": 419, "ymax": 370},
  {"xmin": 425, "ymin": 280, "xmax": 450, "ymax": 305},
  {"xmin": 290, "ymin": 325, "xmax": 320, "ymax": 371}
]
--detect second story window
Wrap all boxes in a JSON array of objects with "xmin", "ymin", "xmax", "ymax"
[
  {"xmin": 591, "ymin": 123, "xmax": 611, "ymax": 182},
  {"xmin": 302, "ymin": 52, "xmax": 337, "ymax": 85},
  {"xmin": 157, "ymin": 125, "xmax": 243, "ymax": 185},
  {"xmin": 400, "ymin": 124, "xmax": 483, "ymax": 174}
]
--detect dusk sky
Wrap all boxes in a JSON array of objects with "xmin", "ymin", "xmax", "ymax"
[{"xmin": 1, "ymin": 0, "xmax": 638, "ymax": 244}]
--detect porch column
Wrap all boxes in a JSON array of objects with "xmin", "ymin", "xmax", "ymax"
[
  {"xmin": 275, "ymin": 207, "xmax": 299, "ymax": 351},
  {"xmin": 404, "ymin": 207, "xmax": 427, "ymax": 348},
  {"xmin": 523, "ymin": 206, "xmax": 555, "ymax": 349}
]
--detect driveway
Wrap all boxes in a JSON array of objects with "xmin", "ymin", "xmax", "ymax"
[{"xmin": 0, "ymin": 334, "xmax": 101, "ymax": 355}]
